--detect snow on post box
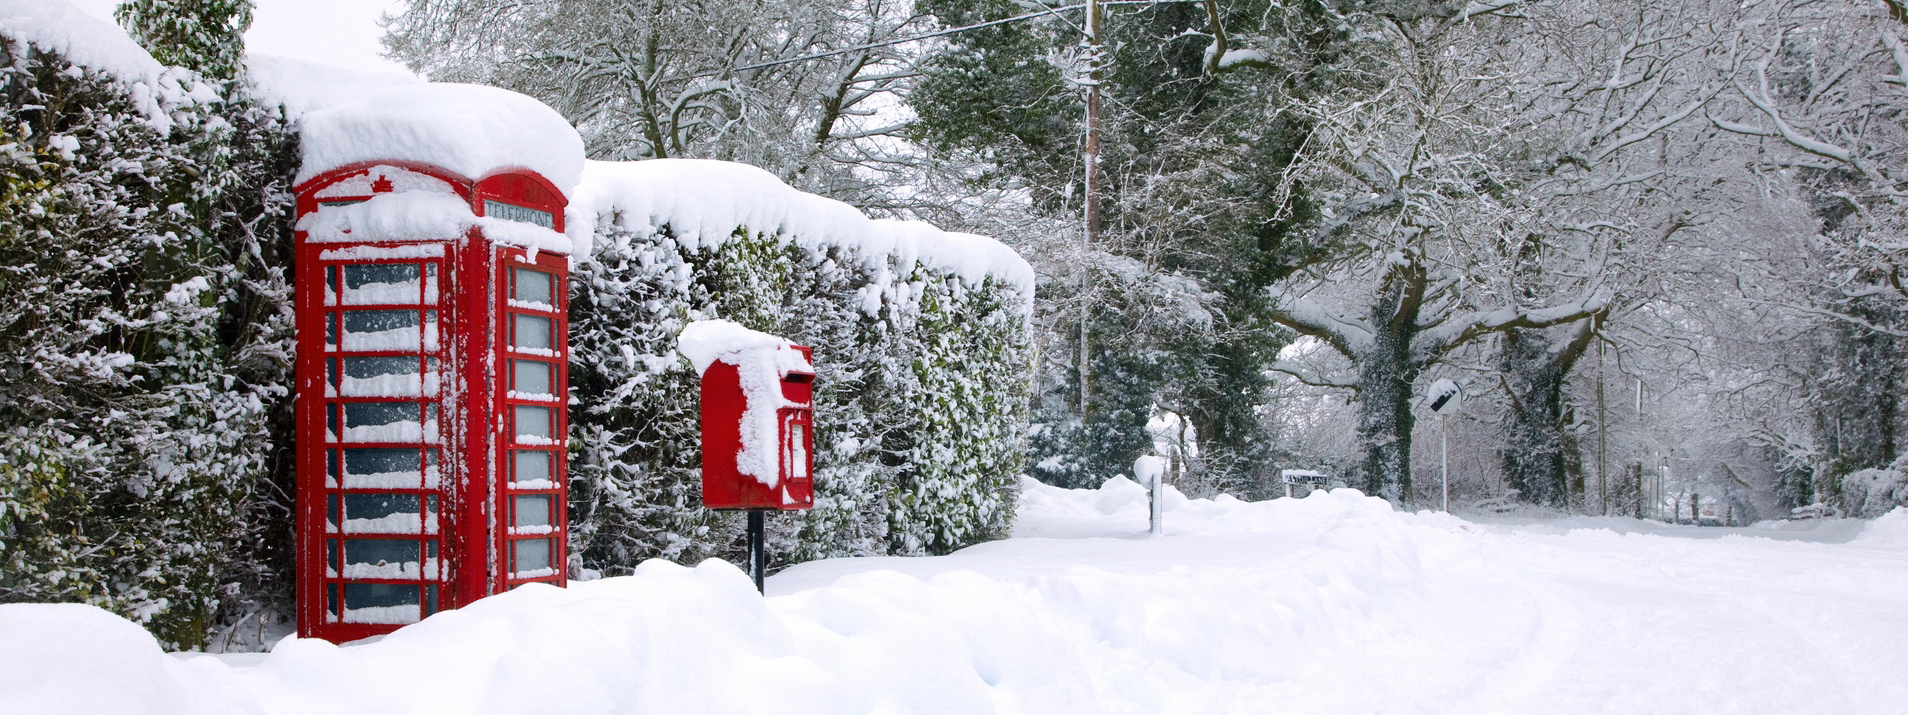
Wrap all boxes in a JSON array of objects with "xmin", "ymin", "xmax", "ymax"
[
  {"xmin": 679, "ymin": 320, "xmax": 817, "ymax": 510},
  {"xmin": 288, "ymin": 84, "xmax": 584, "ymax": 643}
]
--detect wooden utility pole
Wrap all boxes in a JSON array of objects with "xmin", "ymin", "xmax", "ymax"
[
  {"xmin": 1596, "ymin": 314, "xmax": 1608, "ymax": 515},
  {"xmin": 1078, "ymin": 0, "xmax": 1104, "ymax": 418}
]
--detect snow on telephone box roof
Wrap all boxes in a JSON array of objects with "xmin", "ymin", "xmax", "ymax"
[
  {"xmin": 275, "ymin": 63, "xmax": 1029, "ymax": 296},
  {"xmin": 295, "ymin": 82, "xmax": 585, "ymax": 196}
]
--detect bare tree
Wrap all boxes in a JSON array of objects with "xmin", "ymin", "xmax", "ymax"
[{"xmin": 383, "ymin": 0, "xmax": 928, "ymax": 204}]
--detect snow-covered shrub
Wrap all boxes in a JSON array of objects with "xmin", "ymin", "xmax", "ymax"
[
  {"xmin": 0, "ymin": 12, "xmax": 296, "ymax": 649},
  {"xmin": 1842, "ymin": 456, "xmax": 1908, "ymax": 519},
  {"xmin": 568, "ymin": 163, "xmax": 1033, "ymax": 568}
]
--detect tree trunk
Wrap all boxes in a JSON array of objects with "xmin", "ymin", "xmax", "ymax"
[
  {"xmin": 1499, "ymin": 329, "xmax": 1570, "ymax": 506},
  {"xmin": 1496, "ymin": 321, "xmax": 1597, "ymax": 507},
  {"xmin": 1356, "ymin": 331, "xmax": 1418, "ymax": 505}
]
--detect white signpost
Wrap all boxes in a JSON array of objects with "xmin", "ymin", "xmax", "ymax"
[
  {"xmin": 1425, "ymin": 379, "xmax": 1463, "ymax": 512},
  {"xmin": 1280, "ymin": 469, "xmax": 1328, "ymax": 498}
]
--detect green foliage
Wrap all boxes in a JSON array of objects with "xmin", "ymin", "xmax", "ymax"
[
  {"xmin": 115, "ymin": 0, "xmax": 254, "ymax": 81},
  {"xmin": 0, "ymin": 29, "xmax": 296, "ymax": 649}
]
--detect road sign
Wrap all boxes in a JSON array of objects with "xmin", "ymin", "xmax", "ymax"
[
  {"xmin": 1281, "ymin": 469, "xmax": 1329, "ymax": 486},
  {"xmin": 1426, "ymin": 379, "xmax": 1462, "ymax": 415}
]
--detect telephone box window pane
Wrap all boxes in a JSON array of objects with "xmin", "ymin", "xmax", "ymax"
[
  {"xmin": 343, "ymin": 402, "xmax": 425, "ymax": 443},
  {"xmin": 513, "ymin": 496, "xmax": 552, "ymax": 529},
  {"xmin": 512, "ymin": 360, "xmax": 553, "ymax": 396},
  {"xmin": 341, "ymin": 310, "xmax": 436, "ymax": 352},
  {"xmin": 512, "ymin": 450, "xmax": 552, "ymax": 485},
  {"xmin": 334, "ymin": 357, "xmax": 436, "ymax": 397},
  {"xmin": 326, "ymin": 583, "xmax": 340, "ymax": 618},
  {"xmin": 343, "ymin": 447, "xmax": 423, "ymax": 488},
  {"xmin": 343, "ymin": 539, "xmax": 420, "ymax": 579},
  {"xmin": 342, "ymin": 263, "xmax": 431, "ymax": 305},
  {"xmin": 325, "ymin": 495, "xmax": 340, "ymax": 530},
  {"xmin": 342, "ymin": 493, "xmax": 426, "ymax": 534},
  {"xmin": 343, "ymin": 309, "xmax": 418, "ymax": 334},
  {"xmin": 424, "ymin": 585, "xmax": 440, "ymax": 617},
  {"xmin": 512, "ymin": 315, "xmax": 553, "ymax": 351},
  {"xmin": 512, "ymin": 268, "xmax": 554, "ymax": 305},
  {"xmin": 513, "ymin": 539, "xmax": 552, "ymax": 575},
  {"xmin": 326, "ymin": 539, "xmax": 339, "ymax": 573},
  {"xmin": 514, "ymin": 406, "xmax": 553, "ymax": 441},
  {"xmin": 342, "ymin": 583, "xmax": 420, "ymax": 624}
]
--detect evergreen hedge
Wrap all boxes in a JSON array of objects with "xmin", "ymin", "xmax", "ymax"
[{"xmin": 570, "ymin": 220, "xmax": 1032, "ymax": 572}]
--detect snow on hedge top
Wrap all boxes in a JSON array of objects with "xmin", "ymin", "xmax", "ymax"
[
  {"xmin": 246, "ymin": 54, "xmax": 421, "ymax": 120},
  {"xmin": 297, "ymin": 83, "xmax": 584, "ymax": 194},
  {"xmin": 0, "ymin": 0, "xmax": 164, "ymax": 83},
  {"xmin": 571, "ymin": 159, "xmax": 1035, "ymax": 307},
  {"xmin": 0, "ymin": 0, "xmax": 219, "ymax": 132}
]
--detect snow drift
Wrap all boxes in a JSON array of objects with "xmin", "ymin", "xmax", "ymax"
[{"xmin": 10, "ymin": 482, "xmax": 1906, "ymax": 714}]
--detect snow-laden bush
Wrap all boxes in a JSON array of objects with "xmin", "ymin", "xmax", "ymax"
[
  {"xmin": 1843, "ymin": 456, "xmax": 1908, "ymax": 519},
  {"xmin": 569, "ymin": 183, "xmax": 1032, "ymax": 569},
  {"xmin": 0, "ymin": 14, "xmax": 297, "ymax": 649}
]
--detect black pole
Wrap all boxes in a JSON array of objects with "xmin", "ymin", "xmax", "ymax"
[{"xmin": 747, "ymin": 509, "xmax": 766, "ymax": 594}]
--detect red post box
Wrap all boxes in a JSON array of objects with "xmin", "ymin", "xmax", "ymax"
[
  {"xmin": 291, "ymin": 161, "xmax": 571, "ymax": 642},
  {"xmin": 696, "ymin": 339, "xmax": 816, "ymax": 510}
]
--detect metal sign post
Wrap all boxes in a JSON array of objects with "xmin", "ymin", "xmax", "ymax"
[{"xmin": 1424, "ymin": 379, "xmax": 1462, "ymax": 512}]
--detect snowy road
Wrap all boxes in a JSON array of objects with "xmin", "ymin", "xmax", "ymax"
[{"xmin": 6, "ymin": 478, "xmax": 1906, "ymax": 714}]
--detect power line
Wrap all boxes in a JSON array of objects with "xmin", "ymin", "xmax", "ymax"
[{"xmin": 732, "ymin": 0, "xmax": 1203, "ymax": 72}]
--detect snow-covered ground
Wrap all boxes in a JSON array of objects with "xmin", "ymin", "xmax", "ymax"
[{"xmin": 6, "ymin": 478, "xmax": 1906, "ymax": 714}]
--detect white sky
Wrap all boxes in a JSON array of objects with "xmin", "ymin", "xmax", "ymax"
[{"xmin": 67, "ymin": 0, "xmax": 416, "ymax": 77}]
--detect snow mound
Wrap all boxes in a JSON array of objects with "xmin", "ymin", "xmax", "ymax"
[
  {"xmin": 0, "ymin": 604, "xmax": 226, "ymax": 715},
  {"xmin": 570, "ymin": 159, "xmax": 1035, "ymax": 309},
  {"xmin": 296, "ymin": 83, "xmax": 585, "ymax": 194},
  {"xmin": 0, "ymin": 0, "xmax": 163, "ymax": 83},
  {"xmin": 9, "ymin": 483, "xmax": 1908, "ymax": 713},
  {"xmin": 1855, "ymin": 507, "xmax": 1908, "ymax": 548}
]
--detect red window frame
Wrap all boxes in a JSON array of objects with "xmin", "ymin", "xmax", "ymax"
[
  {"xmin": 299, "ymin": 247, "xmax": 459, "ymax": 640},
  {"xmin": 495, "ymin": 247, "xmax": 569, "ymax": 591}
]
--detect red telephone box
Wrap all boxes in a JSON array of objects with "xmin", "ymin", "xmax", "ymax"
[
  {"xmin": 291, "ymin": 161, "xmax": 570, "ymax": 642},
  {"xmin": 699, "ymin": 343, "xmax": 816, "ymax": 510}
]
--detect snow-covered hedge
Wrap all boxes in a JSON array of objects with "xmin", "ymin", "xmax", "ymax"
[
  {"xmin": 567, "ymin": 160, "xmax": 1033, "ymax": 568},
  {"xmin": 1843, "ymin": 455, "xmax": 1908, "ymax": 519},
  {"xmin": 0, "ymin": 5, "xmax": 298, "ymax": 649}
]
